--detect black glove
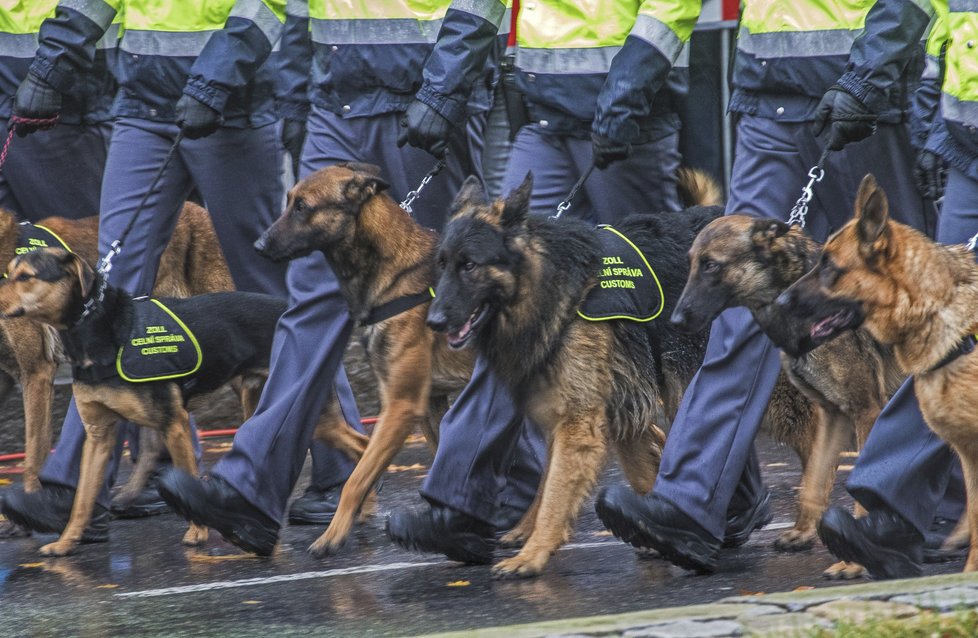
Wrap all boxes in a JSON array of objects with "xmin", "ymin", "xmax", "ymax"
[
  {"xmin": 281, "ymin": 117, "xmax": 306, "ymax": 177},
  {"xmin": 175, "ymin": 94, "xmax": 223, "ymax": 139},
  {"xmin": 812, "ymin": 86, "xmax": 878, "ymax": 151},
  {"xmin": 591, "ymin": 133, "xmax": 631, "ymax": 170},
  {"xmin": 914, "ymin": 150, "xmax": 947, "ymax": 201},
  {"xmin": 12, "ymin": 72, "xmax": 62, "ymax": 136},
  {"xmin": 397, "ymin": 100, "xmax": 452, "ymax": 158}
]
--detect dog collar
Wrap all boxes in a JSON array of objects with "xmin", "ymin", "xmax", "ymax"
[
  {"xmin": 929, "ymin": 334, "xmax": 978, "ymax": 373},
  {"xmin": 360, "ymin": 289, "xmax": 435, "ymax": 326}
]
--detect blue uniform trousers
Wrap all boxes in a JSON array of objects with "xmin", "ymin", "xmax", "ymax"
[
  {"xmin": 846, "ymin": 166, "xmax": 978, "ymax": 536},
  {"xmin": 37, "ymin": 119, "xmax": 350, "ymax": 509},
  {"xmin": 653, "ymin": 115, "xmax": 935, "ymax": 541},
  {"xmin": 0, "ymin": 122, "xmax": 110, "ymax": 221},
  {"xmin": 421, "ymin": 121, "xmax": 683, "ymax": 524},
  {"xmin": 210, "ymin": 106, "xmax": 493, "ymax": 521}
]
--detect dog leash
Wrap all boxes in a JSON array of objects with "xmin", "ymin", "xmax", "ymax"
[
  {"xmin": 786, "ymin": 147, "xmax": 831, "ymax": 229},
  {"xmin": 551, "ymin": 161, "xmax": 596, "ymax": 221},
  {"xmin": 0, "ymin": 115, "xmax": 60, "ymax": 173},
  {"xmin": 80, "ymin": 131, "xmax": 185, "ymax": 322},
  {"xmin": 400, "ymin": 157, "xmax": 447, "ymax": 214}
]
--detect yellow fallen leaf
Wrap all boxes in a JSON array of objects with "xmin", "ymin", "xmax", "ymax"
[
  {"xmin": 96, "ymin": 584, "xmax": 119, "ymax": 589},
  {"xmin": 0, "ymin": 478, "xmax": 12, "ymax": 486},
  {"xmin": 388, "ymin": 463, "xmax": 428, "ymax": 473},
  {"xmin": 794, "ymin": 586, "xmax": 816, "ymax": 591},
  {"xmin": 446, "ymin": 580, "xmax": 470, "ymax": 587},
  {"xmin": 593, "ymin": 530, "xmax": 613, "ymax": 537},
  {"xmin": 242, "ymin": 600, "xmax": 262, "ymax": 605},
  {"xmin": 837, "ymin": 464, "xmax": 854, "ymax": 471},
  {"xmin": 19, "ymin": 563, "xmax": 44, "ymax": 568},
  {"xmin": 766, "ymin": 462, "xmax": 788, "ymax": 468}
]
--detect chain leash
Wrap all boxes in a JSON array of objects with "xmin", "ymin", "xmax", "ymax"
[
  {"xmin": 787, "ymin": 148, "xmax": 831, "ymax": 229},
  {"xmin": 550, "ymin": 162, "xmax": 595, "ymax": 221},
  {"xmin": 400, "ymin": 157, "xmax": 447, "ymax": 214}
]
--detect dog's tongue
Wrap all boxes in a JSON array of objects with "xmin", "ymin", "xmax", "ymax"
[
  {"xmin": 810, "ymin": 311, "xmax": 845, "ymax": 340},
  {"xmin": 448, "ymin": 318, "xmax": 473, "ymax": 346}
]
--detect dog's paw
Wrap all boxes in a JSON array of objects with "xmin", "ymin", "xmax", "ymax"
[
  {"xmin": 308, "ymin": 536, "xmax": 343, "ymax": 559},
  {"xmin": 822, "ymin": 560, "xmax": 866, "ymax": 580},
  {"xmin": 498, "ymin": 528, "xmax": 530, "ymax": 549},
  {"xmin": 773, "ymin": 529, "xmax": 816, "ymax": 552},
  {"xmin": 39, "ymin": 540, "xmax": 77, "ymax": 557},
  {"xmin": 182, "ymin": 525, "xmax": 209, "ymax": 546},
  {"xmin": 491, "ymin": 554, "xmax": 546, "ymax": 580}
]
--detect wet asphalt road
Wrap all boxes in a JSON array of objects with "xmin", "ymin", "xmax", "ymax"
[{"xmin": 0, "ymin": 435, "xmax": 962, "ymax": 637}]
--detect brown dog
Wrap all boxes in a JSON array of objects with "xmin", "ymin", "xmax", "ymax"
[
  {"xmin": 0, "ymin": 205, "xmax": 233, "ymax": 509},
  {"xmin": 254, "ymin": 163, "xmax": 473, "ymax": 557},
  {"xmin": 779, "ymin": 174, "xmax": 976, "ymax": 571},
  {"xmin": 673, "ymin": 214, "xmax": 904, "ymax": 579}
]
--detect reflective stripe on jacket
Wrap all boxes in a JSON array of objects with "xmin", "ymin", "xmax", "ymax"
[
  {"xmin": 31, "ymin": 0, "xmax": 285, "ymax": 127},
  {"xmin": 731, "ymin": 0, "xmax": 928, "ymax": 122},
  {"xmin": 0, "ymin": 0, "xmax": 116, "ymax": 124}
]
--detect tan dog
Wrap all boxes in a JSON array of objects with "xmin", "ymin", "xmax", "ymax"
[
  {"xmin": 780, "ymin": 174, "xmax": 975, "ymax": 571},
  {"xmin": 254, "ymin": 163, "xmax": 473, "ymax": 557}
]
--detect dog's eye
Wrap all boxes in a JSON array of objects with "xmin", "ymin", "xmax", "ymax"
[
  {"xmin": 15, "ymin": 273, "xmax": 30, "ymax": 282},
  {"xmin": 702, "ymin": 260, "xmax": 720, "ymax": 274},
  {"xmin": 462, "ymin": 261, "xmax": 476, "ymax": 272},
  {"xmin": 293, "ymin": 198, "xmax": 307, "ymax": 214}
]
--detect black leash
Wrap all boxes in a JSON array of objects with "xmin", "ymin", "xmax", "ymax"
[
  {"xmin": 80, "ymin": 131, "xmax": 184, "ymax": 322},
  {"xmin": 550, "ymin": 161, "xmax": 595, "ymax": 220}
]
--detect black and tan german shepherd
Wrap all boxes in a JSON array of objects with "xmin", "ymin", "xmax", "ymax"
[
  {"xmin": 672, "ymin": 214, "xmax": 904, "ymax": 579},
  {"xmin": 425, "ymin": 172, "xmax": 731, "ymax": 578}
]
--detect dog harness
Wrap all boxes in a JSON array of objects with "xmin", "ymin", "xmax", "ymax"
[
  {"xmin": 360, "ymin": 288, "xmax": 436, "ymax": 326},
  {"xmin": 15, "ymin": 221, "xmax": 71, "ymax": 255},
  {"xmin": 116, "ymin": 297, "xmax": 202, "ymax": 382},
  {"xmin": 578, "ymin": 225, "xmax": 664, "ymax": 323},
  {"xmin": 928, "ymin": 334, "xmax": 978, "ymax": 373}
]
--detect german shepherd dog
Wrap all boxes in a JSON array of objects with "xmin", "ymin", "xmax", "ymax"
[
  {"xmin": 425, "ymin": 172, "xmax": 731, "ymax": 578},
  {"xmin": 0, "ymin": 249, "xmax": 288, "ymax": 556},
  {"xmin": 778, "ymin": 174, "xmax": 978, "ymax": 571},
  {"xmin": 672, "ymin": 215, "xmax": 904, "ymax": 579},
  {"xmin": 0, "ymin": 204, "xmax": 234, "ymax": 514},
  {"xmin": 254, "ymin": 163, "xmax": 473, "ymax": 557}
]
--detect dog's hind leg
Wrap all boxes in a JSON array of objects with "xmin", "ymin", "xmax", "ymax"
[
  {"xmin": 615, "ymin": 426, "xmax": 665, "ymax": 496},
  {"xmin": 309, "ymin": 395, "xmax": 426, "ymax": 558},
  {"xmin": 420, "ymin": 393, "xmax": 449, "ymax": 452},
  {"xmin": 112, "ymin": 429, "xmax": 163, "ymax": 512},
  {"xmin": 39, "ymin": 401, "xmax": 118, "ymax": 557},
  {"xmin": 162, "ymin": 406, "xmax": 209, "ymax": 546},
  {"xmin": 956, "ymin": 446, "xmax": 978, "ymax": 572},
  {"xmin": 237, "ymin": 371, "xmax": 267, "ymax": 421},
  {"xmin": 492, "ymin": 418, "xmax": 608, "ymax": 579},
  {"xmin": 776, "ymin": 407, "xmax": 849, "ymax": 552}
]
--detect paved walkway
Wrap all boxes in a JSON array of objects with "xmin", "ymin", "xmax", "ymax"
[{"xmin": 422, "ymin": 572, "xmax": 978, "ymax": 637}]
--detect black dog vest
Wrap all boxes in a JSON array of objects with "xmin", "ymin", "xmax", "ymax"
[
  {"xmin": 117, "ymin": 297, "xmax": 201, "ymax": 382},
  {"xmin": 578, "ymin": 225, "xmax": 664, "ymax": 323},
  {"xmin": 16, "ymin": 221, "xmax": 71, "ymax": 255}
]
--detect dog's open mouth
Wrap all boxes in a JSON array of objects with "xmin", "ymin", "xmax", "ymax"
[
  {"xmin": 447, "ymin": 304, "xmax": 488, "ymax": 349},
  {"xmin": 810, "ymin": 308, "xmax": 857, "ymax": 341}
]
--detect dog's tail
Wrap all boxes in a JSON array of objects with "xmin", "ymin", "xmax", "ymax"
[{"xmin": 676, "ymin": 168, "xmax": 723, "ymax": 208}]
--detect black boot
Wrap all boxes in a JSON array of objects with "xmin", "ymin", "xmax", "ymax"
[
  {"xmin": 817, "ymin": 506, "xmax": 923, "ymax": 580},
  {"xmin": 111, "ymin": 472, "xmax": 171, "ymax": 518},
  {"xmin": 595, "ymin": 485, "xmax": 720, "ymax": 573},
  {"xmin": 288, "ymin": 485, "xmax": 343, "ymax": 525},
  {"xmin": 386, "ymin": 503, "xmax": 495, "ymax": 564},
  {"xmin": 0, "ymin": 485, "xmax": 108, "ymax": 542},
  {"xmin": 723, "ymin": 490, "xmax": 773, "ymax": 548},
  {"xmin": 157, "ymin": 468, "xmax": 280, "ymax": 556}
]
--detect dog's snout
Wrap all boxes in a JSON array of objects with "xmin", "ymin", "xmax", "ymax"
[
  {"xmin": 670, "ymin": 305, "xmax": 690, "ymax": 327},
  {"xmin": 775, "ymin": 289, "xmax": 794, "ymax": 308},
  {"xmin": 253, "ymin": 233, "xmax": 269, "ymax": 255},
  {"xmin": 426, "ymin": 308, "xmax": 448, "ymax": 333}
]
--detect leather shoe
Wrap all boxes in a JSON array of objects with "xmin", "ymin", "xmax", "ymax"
[
  {"xmin": 595, "ymin": 485, "xmax": 720, "ymax": 573},
  {"xmin": 288, "ymin": 485, "xmax": 342, "ymax": 525},
  {"xmin": 386, "ymin": 503, "xmax": 495, "ymax": 564},
  {"xmin": 817, "ymin": 506, "xmax": 923, "ymax": 580},
  {"xmin": 0, "ymin": 485, "xmax": 108, "ymax": 542},
  {"xmin": 157, "ymin": 468, "xmax": 280, "ymax": 556},
  {"xmin": 111, "ymin": 472, "xmax": 171, "ymax": 518},
  {"xmin": 722, "ymin": 490, "xmax": 773, "ymax": 548}
]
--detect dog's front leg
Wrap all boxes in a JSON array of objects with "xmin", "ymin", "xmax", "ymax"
[
  {"xmin": 19, "ymin": 361, "xmax": 58, "ymax": 494},
  {"xmin": 493, "ymin": 417, "xmax": 608, "ymax": 579},
  {"xmin": 39, "ymin": 402, "xmax": 117, "ymax": 557}
]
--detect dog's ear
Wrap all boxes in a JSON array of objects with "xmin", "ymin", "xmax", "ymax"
[
  {"xmin": 450, "ymin": 175, "xmax": 488, "ymax": 218},
  {"xmin": 338, "ymin": 162, "xmax": 383, "ymax": 177},
  {"xmin": 500, "ymin": 172, "xmax": 533, "ymax": 228},
  {"xmin": 343, "ymin": 170, "xmax": 390, "ymax": 206},
  {"xmin": 59, "ymin": 251, "xmax": 95, "ymax": 298},
  {"xmin": 752, "ymin": 218, "xmax": 791, "ymax": 245},
  {"xmin": 854, "ymin": 174, "xmax": 889, "ymax": 247}
]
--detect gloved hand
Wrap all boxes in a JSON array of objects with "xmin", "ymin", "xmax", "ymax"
[
  {"xmin": 397, "ymin": 100, "xmax": 452, "ymax": 158},
  {"xmin": 175, "ymin": 94, "xmax": 223, "ymax": 139},
  {"xmin": 812, "ymin": 86, "xmax": 878, "ymax": 151},
  {"xmin": 591, "ymin": 133, "xmax": 631, "ymax": 170},
  {"xmin": 914, "ymin": 150, "xmax": 947, "ymax": 201},
  {"xmin": 12, "ymin": 72, "xmax": 62, "ymax": 136},
  {"xmin": 281, "ymin": 117, "xmax": 306, "ymax": 177}
]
